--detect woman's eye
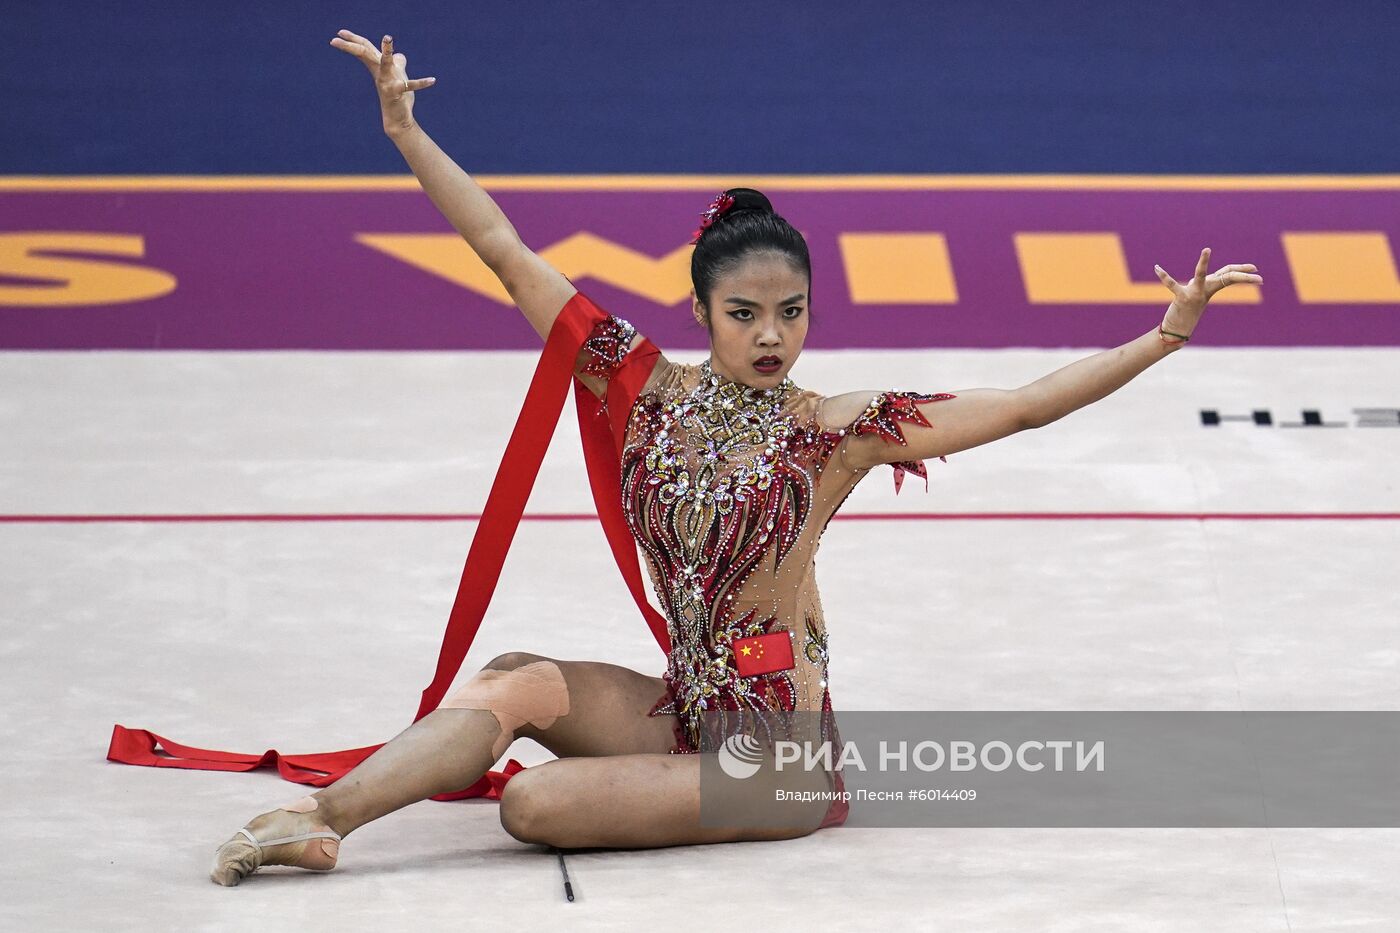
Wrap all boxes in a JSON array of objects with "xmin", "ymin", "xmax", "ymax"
[
  {"xmin": 729, "ymin": 309, "xmax": 753, "ymax": 321},
  {"xmin": 784, "ymin": 306, "xmax": 804, "ymax": 318}
]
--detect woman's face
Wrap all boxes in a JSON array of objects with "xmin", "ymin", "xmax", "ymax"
[{"xmin": 694, "ymin": 252, "xmax": 810, "ymax": 390}]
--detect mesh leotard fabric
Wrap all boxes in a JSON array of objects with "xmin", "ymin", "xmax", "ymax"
[{"xmin": 578, "ymin": 311, "xmax": 955, "ymax": 830}]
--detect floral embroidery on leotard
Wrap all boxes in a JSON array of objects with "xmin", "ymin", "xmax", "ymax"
[
  {"xmin": 625, "ymin": 364, "xmax": 955, "ymax": 759},
  {"xmin": 577, "ymin": 314, "xmax": 638, "ymax": 379},
  {"xmin": 847, "ymin": 390, "xmax": 955, "ymax": 449},
  {"xmin": 803, "ymin": 612, "xmax": 829, "ymax": 688},
  {"xmin": 835, "ymin": 390, "xmax": 958, "ymax": 492},
  {"xmin": 626, "ymin": 361, "xmax": 815, "ymax": 749}
]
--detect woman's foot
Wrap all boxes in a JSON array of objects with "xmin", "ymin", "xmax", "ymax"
[{"xmin": 209, "ymin": 795, "xmax": 342, "ymax": 886}]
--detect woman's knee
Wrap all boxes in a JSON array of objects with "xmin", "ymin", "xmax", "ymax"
[
  {"xmin": 438, "ymin": 654, "xmax": 570, "ymax": 758},
  {"xmin": 731, "ymin": 767, "xmax": 832, "ymax": 841},
  {"xmin": 483, "ymin": 650, "xmax": 546, "ymax": 672},
  {"xmin": 497, "ymin": 766, "xmax": 558, "ymax": 845},
  {"xmin": 749, "ymin": 806, "xmax": 826, "ymax": 841}
]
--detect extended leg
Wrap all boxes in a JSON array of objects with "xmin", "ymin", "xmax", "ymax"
[
  {"xmin": 312, "ymin": 655, "xmax": 571, "ymax": 836},
  {"xmin": 210, "ymin": 651, "xmax": 676, "ymax": 885}
]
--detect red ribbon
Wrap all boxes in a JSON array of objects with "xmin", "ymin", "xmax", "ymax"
[{"xmin": 107, "ymin": 292, "xmax": 666, "ymax": 799}]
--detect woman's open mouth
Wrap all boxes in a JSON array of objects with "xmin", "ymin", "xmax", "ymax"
[{"xmin": 753, "ymin": 356, "xmax": 783, "ymax": 375}]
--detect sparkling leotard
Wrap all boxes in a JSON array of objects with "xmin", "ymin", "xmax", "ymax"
[{"xmin": 578, "ymin": 314, "xmax": 955, "ymax": 825}]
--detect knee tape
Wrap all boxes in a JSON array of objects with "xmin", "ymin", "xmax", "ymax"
[{"xmin": 439, "ymin": 660, "xmax": 571, "ymax": 760}]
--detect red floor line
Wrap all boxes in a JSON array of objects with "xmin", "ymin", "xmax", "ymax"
[{"xmin": 1, "ymin": 511, "xmax": 1397, "ymax": 523}]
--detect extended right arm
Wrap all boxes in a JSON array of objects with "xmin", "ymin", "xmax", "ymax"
[
  {"xmin": 385, "ymin": 123, "xmax": 575, "ymax": 341},
  {"xmin": 330, "ymin": 29, "xmax": 574, "ymax": 341}
]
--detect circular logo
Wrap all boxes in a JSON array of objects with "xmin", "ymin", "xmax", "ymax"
[{"xmin": 718, "ymin": 733, "xmax": 765, "ymax": 780}]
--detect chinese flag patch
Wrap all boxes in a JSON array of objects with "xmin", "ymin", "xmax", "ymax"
[{"xmin": 733, "ymin": 631, "xmax": 796, "ymax": 678}]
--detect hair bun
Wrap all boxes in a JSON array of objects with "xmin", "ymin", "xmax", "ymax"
[
  {"xmin": 723, "ymin": 187, "xmax": 773, "ymax": 214},
  {"xmin": 689, "ymin": 188, "xmax": 776, "ymax": 244}
]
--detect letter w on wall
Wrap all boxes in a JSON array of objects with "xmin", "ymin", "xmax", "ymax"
[{"xmin": 355, "ymin": 233, "xmax": 693, "ymax": 305}]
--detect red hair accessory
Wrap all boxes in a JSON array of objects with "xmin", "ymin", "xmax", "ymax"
[{"xmin": 689, "ymin": 192, "xmax": 735, "ymax": 244}]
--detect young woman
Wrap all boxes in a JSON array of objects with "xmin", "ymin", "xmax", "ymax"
[{"xmin": 210, "ymin": 30, "xmax": 1262, "ymax": 885}]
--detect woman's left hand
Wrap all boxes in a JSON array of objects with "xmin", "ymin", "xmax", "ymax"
[{"xmin": 1153, "ymin": 248, "xmax": 1263, "ymax": 338}]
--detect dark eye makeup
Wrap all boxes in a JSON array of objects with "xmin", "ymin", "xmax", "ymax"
[{"xmin": 725, "ymin": 306, "xmax": 805, "ymax": 321}]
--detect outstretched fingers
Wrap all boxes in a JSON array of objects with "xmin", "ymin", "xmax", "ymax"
[
  {"xmin": 332, "ymin": 30, "xmax": 436, "ymax": 95},
  {"xmin": 378, "ymin": 35, "xmax": 436, "ymax": 95},
  {"xmin": 1209, "ymin": 263, "xmax": 1264, "ymax": 293},
  {"xmin": 378, "ymin": 35, "xmax": 395, "ymax": 79},
  {"xmin": 1157, "ymin": 253, "xmax": 1263, "ymax": 299},
  {"xmin": 401, "ymin": 76, "xmax": 437, "ymax": 93},
  {"xmin": 1153, "ymin": 263, "xmax": 1180, "ymax": 294},
  {"xmin": 328, "ymin": 37, "xmax": 373, "ymax": 63},
  {"xmin": 330, "ymin": 29, "xmax": 380, "ymax": 64},
  {"xmin": 1192, "ymin": 247, "xmax": 1212, "ymax": 285},
  {"xmin": 338, "ymin": 29, "xmax": 377, "ymax": 51}
]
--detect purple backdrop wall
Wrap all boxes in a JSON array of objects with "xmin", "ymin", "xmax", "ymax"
[{"xmin": 3, "ymin": 181, "xmax": 1397, "ymax": 349}]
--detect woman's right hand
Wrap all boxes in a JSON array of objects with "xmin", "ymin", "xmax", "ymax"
[{"xmin": 329, "ymin": 29, "xmax": 436, "ymax": 136}]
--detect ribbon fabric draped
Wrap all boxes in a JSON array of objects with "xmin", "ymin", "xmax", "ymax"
[{"xmin": 107, "ymin": 292, "xmax": 666, "ymax": 800}]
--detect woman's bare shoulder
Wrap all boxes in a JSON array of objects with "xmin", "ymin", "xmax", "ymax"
[
  {"xmin": 795, "ymin": 383, "xmax": 879, "ymax": 431},
  {"xmin": 641, "ymin": 357, "xmax": 701, "ymax": 397}
]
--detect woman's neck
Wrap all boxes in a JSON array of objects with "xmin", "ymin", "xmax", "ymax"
[{"xmin": 700, "ymin": 358, "xmax": 793, "ymax": 397}]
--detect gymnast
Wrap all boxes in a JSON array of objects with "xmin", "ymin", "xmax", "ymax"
[{"xmin": 211, "ymin": 29, "xmax": 1262, "ymax": 884}]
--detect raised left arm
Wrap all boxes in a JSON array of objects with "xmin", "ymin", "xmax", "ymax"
[{"xmin": 833, "ymin": 248, "xmax": 1262, "ymax": 468}]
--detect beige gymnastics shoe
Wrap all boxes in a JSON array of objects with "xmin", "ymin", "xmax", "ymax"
[{"xmin": 209, "ymin": 795, "xmax": 342, "ymax": 886}]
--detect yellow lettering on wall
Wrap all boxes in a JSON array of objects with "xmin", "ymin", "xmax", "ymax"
[
  {"xmin": 356, "ymin": 232, "xmax": 693, "ymax": 305},
  {"xmin": 355, "ymin": 234, "xmax": 511, "ymax": 303},
  {"xmin": 541, "ymin": 233, "xmax": 692, "ymax": 304},
  {"xmin": 0, "ymin": 233, "xmax": 177, "ymax": 306},
  {"xmin": 1281, "ymin": 232, "xmax": 1400, "ymax": 302},
  {"xmin": 838, "ymin": 233, "xmax": 957, "ymax": 303},
  {"xmin": 1015, "ymin": 233, "xmax": 1260, "ymax": 304}
]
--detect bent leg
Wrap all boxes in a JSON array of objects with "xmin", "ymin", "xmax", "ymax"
[
  {"xmin": 490, "ymin": 655, "xmax": 681, "ymax": 759},
  {"xmin": 498, "ymin": 752, "xmax": 837, "ymax": 849},
  {"xmin": 439, "ymin": 659, "xmax": 570, "ymax": 761},
  {"xmin": 314, "ymin": 651, "xmax": 677, "ymax": 836}
]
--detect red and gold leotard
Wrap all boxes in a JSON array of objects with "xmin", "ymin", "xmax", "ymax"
[
  {"xmin": 579, "ymin": 313, "xmax": 956, "ymax": 825},
  {"xmin": 105, "ymin": 293, "xmax": 954, "ymax": 816}
]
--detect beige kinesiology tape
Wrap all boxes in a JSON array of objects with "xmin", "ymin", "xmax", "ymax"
[{"xmin": 439, "ymin": 660, "xmax": 572, "ymax": 760}]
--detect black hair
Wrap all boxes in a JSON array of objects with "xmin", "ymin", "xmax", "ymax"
[{"xmin": 689, "ymin": 187, "xmax": 811, "ymax": 318}]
